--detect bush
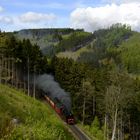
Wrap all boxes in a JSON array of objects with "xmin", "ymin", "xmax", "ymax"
[{"xmin": 90, "ymin": 116, "xmax": 104, "ymax": 140}]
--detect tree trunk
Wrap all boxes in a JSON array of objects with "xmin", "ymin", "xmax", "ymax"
[
  {"xmin": 82, "ymin": 97, "xmax": 86, "ymax": 125},
  {"xmin": 111, "ymin": 108, "xmax": 118, "ymax": 140},
  {"xmin": 33, "ymin": 66, "xmax": 36, "ymax": 99},
  {"xmin": 0, "ymin": 56, "xmax": 2, "ymax": 84},
  {"xmin": 8, "ymin": 57, "xmax": 10, "ymax": 79},
  {"xmin": 11, "ymin": 59, "xmax": 14, "ymax": 86},
  {"xmin": 5, "ymin": 58, "xmax": 7, "ymax": 84},
  {"xmin": 118, "ymin": 129, "xmax": 120, "ymax": 140},
  {"xmin": 120, "ymin": 116, "xmax": 123, "ymax": 140},
  {"xmin": 16, "ymin": 66, "xmax": 18, "ymax": 88},
  {"xmin": 104, "ymin": 114, "xmax": 107, "ymax": 140},
  {"xmin": 93, "ymin": 96, "xmax": 95, "ymax": 116},
  {"xmin": 27, "ymin": 57, "xmax": 30, "ymax": 96}
]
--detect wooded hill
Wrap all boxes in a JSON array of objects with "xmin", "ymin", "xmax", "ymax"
[
  {"xmin": 14, "ymin": 28, "xmax": 92, "ymax": 57},
  {"xmin": 1, "ymin": 24, "xmax": 140, "ymax": 140}
]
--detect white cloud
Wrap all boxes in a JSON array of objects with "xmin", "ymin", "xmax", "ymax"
[
  {"xmin": 122, "ymin": 0, "xmax": 140, "ymax": 3},
  {"xmin": 70, "ymin": 2, "xmax": 140, "ymax": 32},
  {"xmin": 19, "ymin": 12, "xmax": 56, "ymax": 23},
  {"xmin": 0, "ymin": 16, "xmax": 13, "ymax": 24},
  {"xmin": 0, "ymin": 11, "xmax": 57, "ymax": 31},
  {"xmin": 102, "ymin": 0, "xmax": 140, "ymax": 4},
  {"xmin": 0, "ymin": 6, "xmax": 4, "ymax": 12},
  {"xmin": 0, "ymin": 6, "xmax": 13, "ymax": 26}
]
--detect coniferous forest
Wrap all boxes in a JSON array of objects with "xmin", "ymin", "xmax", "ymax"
[{"xmin": 0, "ymin": 24, "xmax": 140, "ymax": 140}]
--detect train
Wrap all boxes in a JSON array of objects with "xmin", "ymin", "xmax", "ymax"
[{"xmin": 44, "ymin": 94, "xmax": 75, "ymax": 125}]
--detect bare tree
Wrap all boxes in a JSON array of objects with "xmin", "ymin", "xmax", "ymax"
[
  {"xmin": 105, "ymin": 85, "xmax": 121, "ymax": 140},
  {"xmin": 33, "ymin": 65, "xmax": 36, "ymax": 99},
  {"xmin": 0, "ymin": 55, "xmax": 2, "ymax": 84},
  {"xmin": 27, "ymin": 57, "xmax": 30, "ymax": 96}
]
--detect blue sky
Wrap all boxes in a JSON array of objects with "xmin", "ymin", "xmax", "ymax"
[{"xmin": 0, "ymin": 0, "xmax": 140, "ymax": 31}]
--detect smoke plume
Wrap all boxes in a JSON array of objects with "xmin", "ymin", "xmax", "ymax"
[{"xmin": 36, "ymin": 74, "xmax": 71, "ymax": 112}]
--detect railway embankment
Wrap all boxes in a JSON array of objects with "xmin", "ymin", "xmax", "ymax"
[{"xmin": 0, "ymin": 84, "xmax": 75, "ymax": 140}]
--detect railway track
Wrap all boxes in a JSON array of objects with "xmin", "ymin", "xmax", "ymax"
[
  {"xmin": 69, "ymin": 125, "xmax": 91, "ymax": 140},
  {"xmin": 43, "ymin": 99, "xmax": 91, "ymax": 140}
]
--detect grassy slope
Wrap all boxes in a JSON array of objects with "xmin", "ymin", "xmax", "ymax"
[
  {"xmin": 57, "ymin": 39, "xmax": 94, "ymax": 61},
  {"xmin": 0, "ymin": 84, "xmax": 75, "ymax": 140},
  {"xmin": 57, "ymin": 46, "xmax": 92, "ymax": 60}
]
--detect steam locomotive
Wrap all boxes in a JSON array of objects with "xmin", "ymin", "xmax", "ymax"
[{"xmin": 44, "ymin": 95, "xmax": 75, "ymax": 125}]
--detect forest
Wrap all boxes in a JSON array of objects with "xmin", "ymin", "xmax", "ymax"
[{"xmin": 0, "ymin": 24, "xmax": 140, "ymax": 140}]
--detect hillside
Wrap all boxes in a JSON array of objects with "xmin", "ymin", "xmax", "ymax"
[
  {"xmin": 0, "ymin": 84, "xmax": 75, "ymax": 140},
  {"xmin": 1, "ymin": 24, "xmax": 140, "ymax": 139},
  {"xmin": 57, "ymin": 46, "xmax": 92, "ymax": 60},
  {"xmin": 14, "ymin": 28, "xmax": 89, "ymax": 57},
  {"xmin": 15, "ymin": 28, "xmax": 75, "ymax": 49},
  {"xmin": 57, "ymin": 24, "xmax": 133, "ymax": 63},
  {"xmin": 118, "ymin": 32, "xmax": 140, "ymax": 74}
]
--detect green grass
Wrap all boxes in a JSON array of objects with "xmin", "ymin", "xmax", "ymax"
[
  {"xmin": 0, "ymin": 84, "xmax": 75, "ymax": 140},
  {"xmin": 57, "ymin": 45, "xmax": 93, "ymax": 60},
  {"xmin": 62, "ymin": 34, "xmax": 72, "ymax": 39}
]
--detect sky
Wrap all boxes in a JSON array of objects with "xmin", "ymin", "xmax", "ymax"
[{"xmin": 0, "ymin": 0, "xmax": 140, "ymax": 32}]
